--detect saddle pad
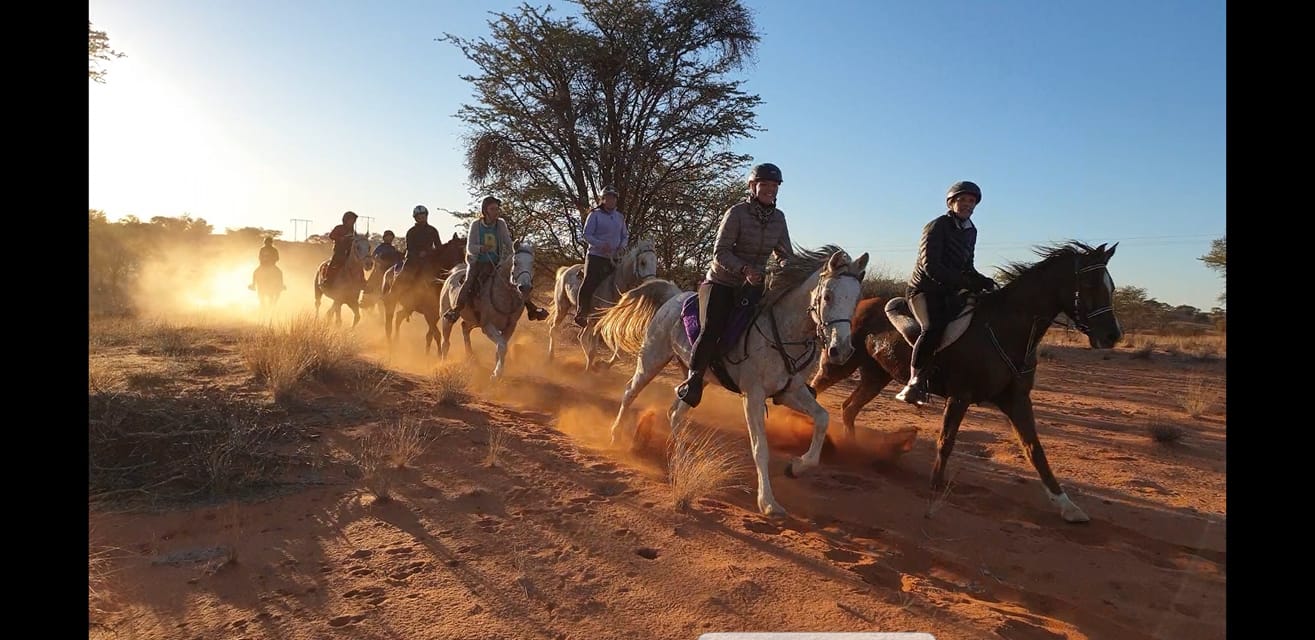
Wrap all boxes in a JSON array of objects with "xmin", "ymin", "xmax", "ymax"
[{"xmin": 680, "ymin": 286, "xmax": 759, "ymax": 354}]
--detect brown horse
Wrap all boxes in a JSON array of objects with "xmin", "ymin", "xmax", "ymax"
[
  {"xmin": 810, "ymin": 241, "xmax": 1122, "ymax": 523},
  {"xmin": 381, "ymin": 233, "xmax": 467, "ymax": 349}
]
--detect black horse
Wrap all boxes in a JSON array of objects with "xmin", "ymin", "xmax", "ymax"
[
  {"xmin": 811, "ymin": 241, "xmax": 1122, "ymax": 524},
  {"xmin": 381, "ymin": 234, "xmax": 468, "ymax": 350}
]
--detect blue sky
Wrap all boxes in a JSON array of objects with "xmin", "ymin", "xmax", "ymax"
[{"xmin": 88, "ymin": 0, "xmax": 1226, "ymax": 311}]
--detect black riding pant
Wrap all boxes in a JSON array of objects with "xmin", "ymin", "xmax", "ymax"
[
  {"xmin": 576, "ymin": 255, "xmax": 616, "ymax": 320},
  {"xmin": 909, "ymin": 290, "xmax": 953, "ymax": 374},
  {"xmin": 688, "ymin": 281, "xmax": 739, "ymax": 373}
]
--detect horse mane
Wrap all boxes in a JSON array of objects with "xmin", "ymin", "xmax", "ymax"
[
  {"xmin": 762, "ymin": 244, "xmax": 842, "ymax": 308},
  {"xmin": 997, "ymin": 240, "xmax": 1101, "ymax": 284},
  {"xmin": 977, "ymin": 240, "xmax": 1102, "ymax": 311}
]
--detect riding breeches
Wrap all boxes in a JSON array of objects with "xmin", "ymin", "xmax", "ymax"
[
  {"xmin": 909, "ymin": 290, "xmax": 952, "ymax": 371},
  {"xmin": 688, "ymin": 281, "xmax": 737, "ymax": 371},
  {"xmin": 576, "ymin": 255, "xmax": 616, "ymax": 319}
]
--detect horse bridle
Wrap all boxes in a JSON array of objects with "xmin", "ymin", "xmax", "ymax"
[
  {"xmin": 1069, "ymin": 258, "xmax": 1113, "ymax": 335},
  {"xmin": 511, "ymin": 246, "xmax": 535, "ymax": 288},
  {"xmin": 809, "ymin": 270, "xmax": 863, "ymax": 340}
]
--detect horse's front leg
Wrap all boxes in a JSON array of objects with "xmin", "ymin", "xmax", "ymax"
[
  {"xmin": 741, "ymin": 387, "xmax": 786, "ymax": 517},
  {"xmin": 931, "ymin": 398, "xmax": 970, "ymax": 496},
  {"xmin": 778, "ymin": 382, "xmax": 832, "ymax": 479},
  {"xmin": 483, "ymin": 323, "xmax": 508, "ymax": 379},
  {"xmin": 997, "ymin": 393, "xmax": 1089, "ymax": 523}
]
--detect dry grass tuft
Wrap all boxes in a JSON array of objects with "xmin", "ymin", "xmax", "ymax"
[
  {"xmin": 428, "ymin": 362, "xmax": 472, "ymax": 406},
  {"xmin": 88, "ymin": 360, "xmax": 125, "ymax": 395},
  {"xmin": 1147, "ymin": 414, "xmax": 1185, "ymax": 445},
  {"xmin": 382, "ymin": 417, "xmax": 434, "ymax": 469},
  {"xmin": 89, "ymin": 316, "xmax": 145, "ymax": 349},
  {"xmin": 88, "ymin": 391, "xmax": 309, "ymax": 506},
  {"xmin": 925, "ymin": 471, "xmax": 960, "ymax": 518},
  {"xmin": 666, "ymin": 426, "xmax": 747, "ymax": 510},
  {"xmin": 484, "ymin": 424, "xmax": 508, "ymax": 467},
  {"xmin": 89, "ymin": 521, "xmax": 121, "ymax": 620},
  {"xmin": 353, "ymin": 420, "xmax": 433, "ymax": 502},
  {"xmin": 1179, "ymin": 375, "xmax": 1220, "ymax": 418},
  {"xmin": 240, "ymin": 312, "xmax": 357, "ymax": 402},
  {"xmin": 348, "ymin": 363, "xmax": 393, "ymax": 407}
]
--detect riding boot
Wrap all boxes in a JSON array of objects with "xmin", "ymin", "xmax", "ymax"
[
  {"xmin": 896, "ymin": 334, "xmax": 935, "ymax": 406},
  {"xmin": 525, "ymin": 300, "xmax": 549, "ymax": 321},
  {"xmin": 676, "ymin": 333, "xmax": 718, "ymax": 408}
]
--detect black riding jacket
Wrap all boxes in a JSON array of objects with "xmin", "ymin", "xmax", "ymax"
[
  {"xmin": 908, "ymin": 212, "xmax": 992, "ymax": 296},
  {"xmin": 404, "ymin": 223, "xmax": 441, "ymax": 259}
]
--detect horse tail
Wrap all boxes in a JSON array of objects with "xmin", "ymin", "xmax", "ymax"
[{"xmin": 595, "ymin": 278, "xmax": 682, "ymax": 355}]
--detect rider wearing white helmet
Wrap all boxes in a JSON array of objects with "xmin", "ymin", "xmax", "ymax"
[{"xmin": 397, "ymin": 205, "xmax": 441, "ymax": 291}]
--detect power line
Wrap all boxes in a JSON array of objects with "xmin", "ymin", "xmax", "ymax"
[{"xmin": 289, "ymin": 218, "xmax": 312, "ymax": 242}]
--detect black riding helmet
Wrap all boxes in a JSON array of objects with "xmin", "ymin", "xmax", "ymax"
[
  {"xmin": 946, "ymin": 181, "xmax": 982, "ymax": 203},
  {"xmin": 342, "ymin": 210, "xmax": 358, "ymax": 223},
  {"xmin": 748, "ymin": 163, "xmax": 783, "ymax": 183}
]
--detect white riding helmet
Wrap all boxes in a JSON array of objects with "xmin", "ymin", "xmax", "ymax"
[{"xmin": 413, "ymin": 205, "xmax": 429, "ymax": 217}]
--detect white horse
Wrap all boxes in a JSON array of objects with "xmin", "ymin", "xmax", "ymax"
[
  {"xmin": 314, "ymin": 235, "xmax": 374, "ymax": 327},
  {"xmin": 595, "ymin": 246, "xmax": 869, "ymax": 517},
  {"xmin": 437, "ymin": 242, "xmax": 537, "ymax": 380},
  {"xmin": 547, "ymin": 238, "xmax": 659, "ymax": 369}
]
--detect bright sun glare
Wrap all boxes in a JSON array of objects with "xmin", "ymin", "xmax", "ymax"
[{"xmin": 89, "ymin": 56, "xmax": 254, "ymax": 228}]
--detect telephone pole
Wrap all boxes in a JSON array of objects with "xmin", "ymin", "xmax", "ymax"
[
  {"xmin": 289, "ymin": 218, "xmax": 312, "ymax": 242},
  {"xmin": 359, "ymin": 216, "xmax": 376, "ymax": 238}
]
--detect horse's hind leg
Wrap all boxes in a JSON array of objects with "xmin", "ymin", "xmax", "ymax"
[
  {"xmin": 997, "ymin": 394, "xmax": 1089, "ymax": 523},
  {"xmin": 611, "ymin": 343, "xmax": 674, "ymax": 448},
  {"xmin": 840, "ymin": 363, "xmax": 893, "ymax": 440}
]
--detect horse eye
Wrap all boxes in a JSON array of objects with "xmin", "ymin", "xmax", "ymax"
[{"xmin": 824, "ymin": 293, "xmax": 832, "ymax": 302}]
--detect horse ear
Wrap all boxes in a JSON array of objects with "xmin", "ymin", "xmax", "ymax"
[
  {"xmin": 827, "ymin": 251, "xmax": 848, "ymax": 272},
  {"xmin": 853, "ymin": 252, "xmax": 870, "ymax": 273},
  {"xmin": 1106, "ymin": 242, "xmax": 1118, "ymax": 258},
  {"xmin": 1095, "ymin": 242, "xmax": 1107, "ymax": 253}
]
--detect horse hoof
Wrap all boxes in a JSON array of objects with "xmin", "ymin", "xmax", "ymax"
[
  {"xmin": 1063, "ymin": 508, "xmax": 1091, "ymax": 524},
  {"xmin": 761, "ymin": 503, "xmax": 787, "ymax": 518}
]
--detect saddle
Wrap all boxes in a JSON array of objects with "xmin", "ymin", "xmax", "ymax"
[
  {"xmin": 680, "ymin": 285, "xmax": 763, "ymax": 394},
  {"xmin": 883, "ymin": 293, "xmax": 977, "ymax": 353}
]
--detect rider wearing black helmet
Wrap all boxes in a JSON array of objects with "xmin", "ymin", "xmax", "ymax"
[
  {"xmin": 894, "ymin": 180, "xmax": 999, "ymax": 407},
  {"xmin": 372, "ymin": 230, "xmax": 402, "ymax": 272},
  {"xmin": 675, "ymin": 162, "xmax": 795, "ymax": 408}
]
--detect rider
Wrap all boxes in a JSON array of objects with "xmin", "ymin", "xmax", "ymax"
[
  {"xmin": 397, "ymin": 205, "xmax": 441, "ymax": 292},
  {"xmin": 372, "ymin": 230, "xmax": 403, "ymax": 272},
  {"xmin": 326, "ymin": 211, "xmax": 358, "ymax": 285},
  {"xmin": 675, "ymin": 162, "xmax": 795, "ymax": 409},
  {"xmin": 574, "ymin": 185, "xmax": 629, "ymax": 327},
  {"xmin": 443, "ymin": 196, "xmax": 547, "ymax": 322},
  {"xmin": 248, "ymin": 236, "xmax": 284, "ymax": 291},
  {"xmin": 894, "ymin": 180, "xmax": 999, "ymax": 407}
]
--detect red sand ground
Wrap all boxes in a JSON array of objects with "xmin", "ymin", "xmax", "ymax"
[{"xmin": 89, "ymin": 291, "xmax": 1225, "ymax": 640}]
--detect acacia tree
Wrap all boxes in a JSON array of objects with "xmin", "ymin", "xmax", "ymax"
[
  {"xmin": 1198, "ymin": 235, "xmax": 1225, "ymax": 305},
  {"xmin": 89, "ymin": 21, "xmax": 125, "ymax": 83},
  {"xmin": 439, "ymin": 0, "xmax": 763, "ymax": 275}
]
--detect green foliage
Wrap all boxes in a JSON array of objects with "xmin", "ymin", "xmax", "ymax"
[
  {"xmin": 440, "ymin": 0, "xmax": 763, "ymax": 277},
  {"xmin": 1198, "ymin": 235, "xmax": 1225, "ymax": 305}
]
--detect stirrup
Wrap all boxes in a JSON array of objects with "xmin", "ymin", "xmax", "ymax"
[
  {"xmin": 676, "ymin": 373, "xmax": 705, "ymax": 408},
  {"xmin": 443, "ymin": 308, "xmax": 461, "ymax": 322}
]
